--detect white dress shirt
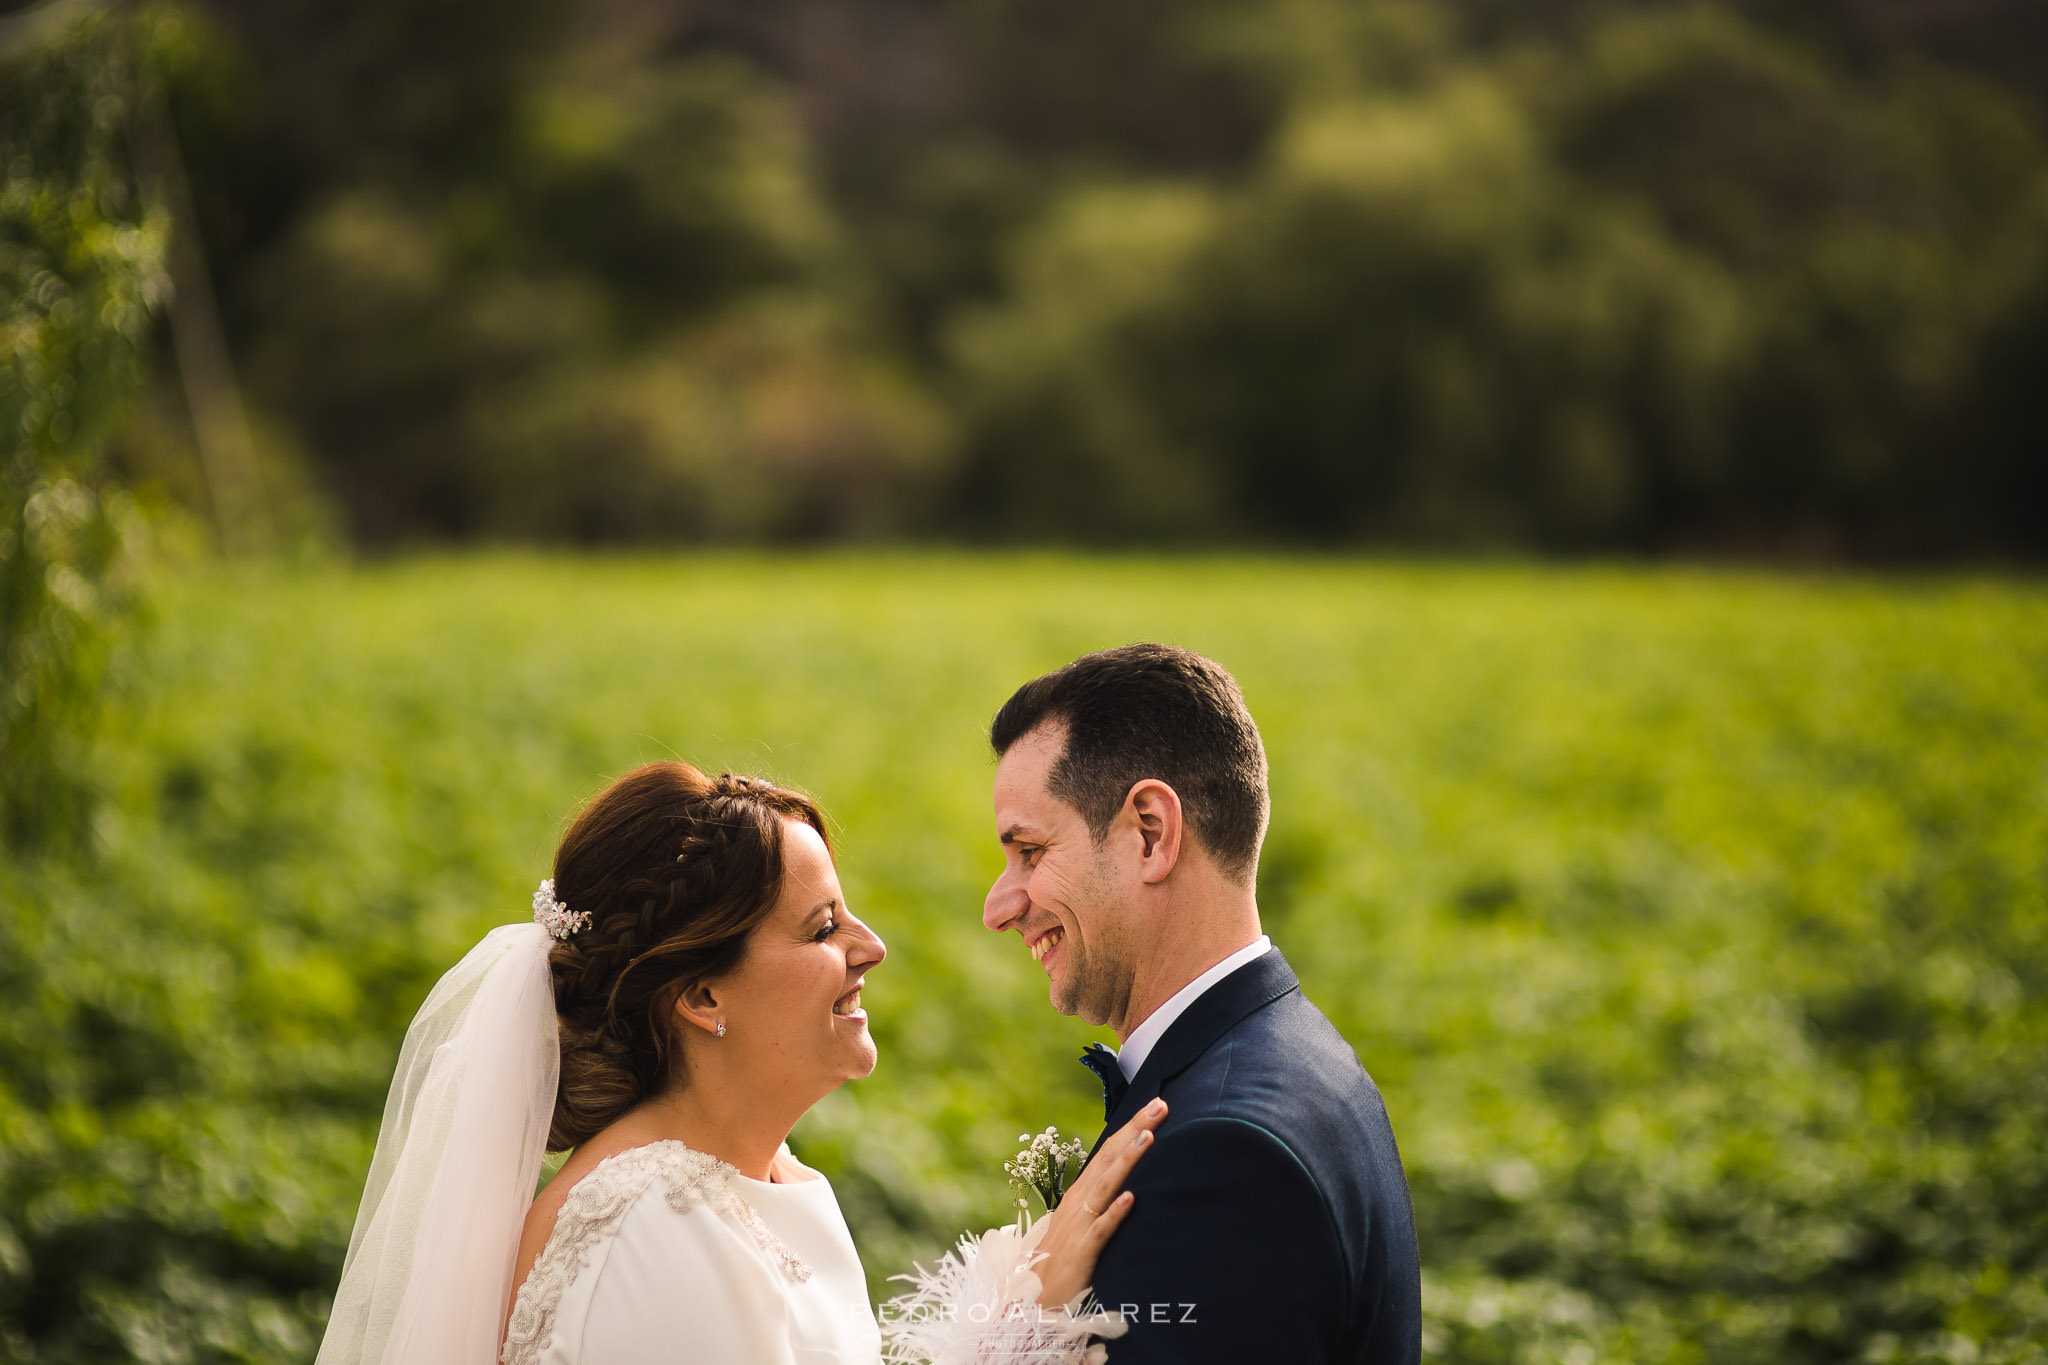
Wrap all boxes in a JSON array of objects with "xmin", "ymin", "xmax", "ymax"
[{"xmin": 1114, "ymin": 935, "xmax": 1273, "ymax": 1082}]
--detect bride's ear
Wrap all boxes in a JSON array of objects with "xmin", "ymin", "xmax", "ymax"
[{"xmin": 672, "ymin": 978, "xmax": 725, "ymax": 1039}]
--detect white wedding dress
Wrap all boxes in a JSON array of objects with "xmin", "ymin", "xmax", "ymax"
[
  {"xmin": 502, "ymin": 1142, "xmax": 878, "ymax": 1365},
  {"xmin": 499, "ymin": 1139, "xmax": 1122, "ymax": 1365}
]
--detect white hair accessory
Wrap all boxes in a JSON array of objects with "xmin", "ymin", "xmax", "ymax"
[{"xmin": 532, "ymin": 879, "xmax": 591, "ymax": 940}]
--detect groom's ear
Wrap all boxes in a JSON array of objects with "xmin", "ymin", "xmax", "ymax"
[{"xmin": 1125, "ymin": 779, "xmax": 1183, "ymax": 885}]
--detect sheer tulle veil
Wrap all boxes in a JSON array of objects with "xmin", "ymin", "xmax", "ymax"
[{"xmin": 316, "ymin": 922, "xmax": 559, "ymax": 1365}]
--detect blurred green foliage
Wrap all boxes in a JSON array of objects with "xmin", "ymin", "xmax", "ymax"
[
  {"xmin": 2, "ymin": 555, "xmax": 2044, "ymax": 1362},
  {"xmin": 1, "ymin": 5, "xmax": 170, "ymax": 850},
  {"xmin": 67, "ymin": 0, "xmax": 2042, "ymax": 555},
  {"xmin": 234, "ymin": 49, "xmax": 943, "ymax": 544},
  {"xmin": 952, "ymin": 4, "xmax": 2048, "ymax": 552}
]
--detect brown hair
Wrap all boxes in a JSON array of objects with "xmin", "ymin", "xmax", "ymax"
[
  {"xmin": 991, "ymin": 643, "xmax": 1269, "ymax": 883},
  {"xmin": 544, "ymin": 761, "xmax": 827, "ymax": 1151}
]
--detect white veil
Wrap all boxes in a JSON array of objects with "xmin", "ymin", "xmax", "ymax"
[{"xmin": 317, "ymin": 922, "xmax": 560, "ymax": 1365}]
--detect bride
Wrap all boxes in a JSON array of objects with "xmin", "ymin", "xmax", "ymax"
[{"xmin": 315, "ymin": 761, "xmax": 1163, "ymax": 1365}]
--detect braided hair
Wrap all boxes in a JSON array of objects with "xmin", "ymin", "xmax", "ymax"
[{"xmin": 544, "ymin": 762, "xmax": 828, "ymax": 1151}]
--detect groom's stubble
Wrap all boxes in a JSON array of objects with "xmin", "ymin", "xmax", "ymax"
[{"xmin": 1054, "ymin": 840, "xmax": 1141, "ymax": 1036}]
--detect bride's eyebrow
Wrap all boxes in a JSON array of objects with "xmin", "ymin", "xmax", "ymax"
[{"xmin": 801, "ymin": 899, "xmax": 838, "ymax": 928}]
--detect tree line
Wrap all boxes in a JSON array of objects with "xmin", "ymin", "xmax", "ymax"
[{"xmin": 8, "ymin": 0, "xmax": 2048, "ymax": 558}]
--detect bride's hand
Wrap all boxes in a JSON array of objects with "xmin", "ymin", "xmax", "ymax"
[{"xmin": 1031, "ymin": 1098, "xmax": 1168, "ymax": 1308}]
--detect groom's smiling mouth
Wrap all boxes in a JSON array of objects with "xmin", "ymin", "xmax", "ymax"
[{"xmin": 1028, "ymin": 927, "xmax": 1064, "ymax": 965}]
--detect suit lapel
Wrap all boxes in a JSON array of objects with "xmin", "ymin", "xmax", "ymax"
[{"xmin": 1089, "ymin": 948, "xmax": 1302, "ymax": 1159}]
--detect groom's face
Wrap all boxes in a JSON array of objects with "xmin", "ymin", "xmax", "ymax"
[{"xmin": 985, "ymin": 722, "xmax": 1137, "ymax": 1032}]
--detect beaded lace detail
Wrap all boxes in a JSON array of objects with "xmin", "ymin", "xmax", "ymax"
[{"xmin": 501, "ymin": 1141, "xmax": 812, "ymax": 1365}]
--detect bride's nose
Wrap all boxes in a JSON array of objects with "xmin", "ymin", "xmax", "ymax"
[{"xmin": 849, "ymin": 915, "xmax": 886, "ymax": 968}]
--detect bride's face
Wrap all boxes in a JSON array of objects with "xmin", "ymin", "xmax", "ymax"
[{"xmin": 715, "ymin": 820, "xmax": 886, "ymax": 1098}]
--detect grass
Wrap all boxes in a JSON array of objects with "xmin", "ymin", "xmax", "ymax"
[{"xmin": 6, "ymin": 553, "xmax": 2045, "ymax": 1363}]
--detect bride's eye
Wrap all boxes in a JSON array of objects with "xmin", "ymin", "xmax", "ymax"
[{"xmin": 812, "ymin": 917, "xmax": 839, "ymax": 942}]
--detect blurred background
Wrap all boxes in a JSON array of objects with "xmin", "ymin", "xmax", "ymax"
[
  {"xmin": 3, "ymin": 0, "xmax": 2045, "ymax": 1361},
  {"xmin": 9, "ymin": 0, "xmax": 2048, "ymax": 558}
]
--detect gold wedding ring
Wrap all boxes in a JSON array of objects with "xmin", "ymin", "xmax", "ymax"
[{"xmin": 1082, "ymin": 1198, "xmax": 1103, "ymax": 1217}]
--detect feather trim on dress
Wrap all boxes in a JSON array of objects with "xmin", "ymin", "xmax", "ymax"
[{"xmin": 881, "ymin": 1215, "xmax": 1127, "ymax": 1365}]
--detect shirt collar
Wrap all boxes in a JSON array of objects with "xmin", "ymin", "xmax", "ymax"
[{"xmin": 1114, "ymin": 935, "xmax": 1273, "ymax": 1082}]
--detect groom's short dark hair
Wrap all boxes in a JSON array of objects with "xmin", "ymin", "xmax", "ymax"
[{"xmin": 991, "ymin": 643, "xmax": 1269, "ymax": 883}]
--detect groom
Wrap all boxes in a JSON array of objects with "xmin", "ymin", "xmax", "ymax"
[{"xmin": 983, "ymin": 644, "xmax": 1421, "ymax": 1364}]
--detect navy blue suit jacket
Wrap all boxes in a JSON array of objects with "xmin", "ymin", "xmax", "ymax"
[{"xmin": 1084, "ymin": 949, "xmax": 1420, "ymax": 1364}]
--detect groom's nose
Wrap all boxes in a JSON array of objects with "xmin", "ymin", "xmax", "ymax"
[{"xmin": 983, "ymin": 866, "xmax": 1027, "ymax": 933}]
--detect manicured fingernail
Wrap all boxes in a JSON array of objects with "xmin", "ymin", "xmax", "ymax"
[
  {"xmin": 1146, "ymin": 1099, "xmax": 1165, "ymax": 1116},
  {"xmin": 1134, "ymin": 1129, "xmax": 1152, "ymax": 1147}
]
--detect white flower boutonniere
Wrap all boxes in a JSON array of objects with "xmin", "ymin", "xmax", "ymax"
[{"xmin": 1004, "ymin": 1126, "xmax": 1089, "ymax": 1212}]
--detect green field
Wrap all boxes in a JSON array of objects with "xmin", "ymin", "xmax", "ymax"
[{"xmin": 6, "ymin": 555, "xmax": 2046, "ymax": 1363}]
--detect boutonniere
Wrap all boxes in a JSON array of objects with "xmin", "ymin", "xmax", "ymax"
[{"xmin": 1003, "ymin": 1125, "xmax": 1089, "ymax": 1212}]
